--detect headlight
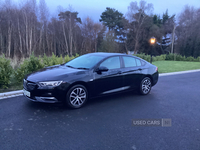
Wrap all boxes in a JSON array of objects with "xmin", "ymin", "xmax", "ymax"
[{"xmin": 39, "ymin": 81, "xmax": 63, "ymax": 87}]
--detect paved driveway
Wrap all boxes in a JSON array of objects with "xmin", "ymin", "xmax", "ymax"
[{"xmin": 0, "ymin": 72, "xmax": 200, "ymax": 150}]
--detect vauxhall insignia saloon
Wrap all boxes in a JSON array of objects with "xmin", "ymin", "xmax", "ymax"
[{"xmin": 23, "ymin": 52, "xmax": 159, "ymax": 108}]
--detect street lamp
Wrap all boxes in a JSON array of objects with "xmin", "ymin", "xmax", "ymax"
[
  {"xmin": 150, "ymin": 37, "xmax": 156, "ymax": 45},
  {"xmin": 150, "ymin": 37, "xmax": 156, "ymax": 63}
]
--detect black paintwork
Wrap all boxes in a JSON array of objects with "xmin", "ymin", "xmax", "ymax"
[{"xmin": 23, "ymin": 52, "xmax": 159, "ymax": 103}]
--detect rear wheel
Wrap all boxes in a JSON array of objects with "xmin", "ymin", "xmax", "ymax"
[
  {"xmin": 139, "ymin": 77, "xmax": 152, "ymax": 95},
  {"xmin": 66, "ymin": 84, "xmax": 88, "ymax": 109}
]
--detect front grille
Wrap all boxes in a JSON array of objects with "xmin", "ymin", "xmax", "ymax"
[{"xmin": 23, "ymin": 79, "xmax": 37, "ymax": 91}]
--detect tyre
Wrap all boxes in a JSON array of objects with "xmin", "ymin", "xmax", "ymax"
[
  {"xmin": 139, "ymin": 77, "xmax": 152, "ymax": 95},
  {"xmin": 66, "ymin": 84, "xmax": 88, "ymax": 109}
]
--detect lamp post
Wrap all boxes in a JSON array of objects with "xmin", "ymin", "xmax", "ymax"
[{"xmin": 150, "ymin": 37, "xmax": 156, "ymax": 63}]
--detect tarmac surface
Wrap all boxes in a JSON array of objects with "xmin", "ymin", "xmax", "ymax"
[{"xmin": 0, "ymin": 71, "xmax": 200, "ymax": 150}]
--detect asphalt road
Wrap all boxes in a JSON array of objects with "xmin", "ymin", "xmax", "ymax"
[{"xmin": 0, "ymin": 72, "xmax": 200, "ymax": 150}]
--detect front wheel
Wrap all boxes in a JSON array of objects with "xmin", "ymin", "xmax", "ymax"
[
  {"xmin": 66, "ymin": 84, "xmax": 88, "ymax": 109},
  {"xmin": 139, "ymin": 77, "xmax": 152, "ymax": 95}
]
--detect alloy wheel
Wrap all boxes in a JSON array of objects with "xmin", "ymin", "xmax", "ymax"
[
  {"xmin": 69, "ymin": 86, "xmax": 87, "ymax": 108},
  {"xmin": 140, "ymin": 77, "xmax": 152, "ymax": 95}
]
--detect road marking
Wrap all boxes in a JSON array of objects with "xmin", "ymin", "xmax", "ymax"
[{"xmin": 160, "ymin": 69, "xmax": 200, "ymax": 76}]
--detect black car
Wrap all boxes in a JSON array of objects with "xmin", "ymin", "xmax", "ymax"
[{"xmin": 23, "ymin": 52, "xmax": 158, "ymax": 108}]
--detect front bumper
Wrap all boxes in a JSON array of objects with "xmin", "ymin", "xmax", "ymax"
[
  {"xmin": 24, "ymin": 93, "xmax": 59, "ymax": 103},
  {"xmin": 23, "ymin": 80, "xmax": 70, "ymax": 103}
]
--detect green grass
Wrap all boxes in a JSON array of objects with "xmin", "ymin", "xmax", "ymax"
[{"xmin": 153, "ymin": 61, "xmax": 200, "ymax": 73}]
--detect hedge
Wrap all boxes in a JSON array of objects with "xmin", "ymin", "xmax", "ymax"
[
  {"xmin": 134, "ymin": 53, "xmax": 200, "ymax": 62},
  {"xmin": 0, "ymin": 55, "xmax": 13, "ymax": 88}
]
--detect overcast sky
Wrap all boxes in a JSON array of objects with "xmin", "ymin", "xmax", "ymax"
[
  {"xmin": 46, "ymin": 0, "xmax": 200, "ymax": 21},
  {"xmin": 15, "ymin": 0, "xmax": 200, "ymax": 21}
]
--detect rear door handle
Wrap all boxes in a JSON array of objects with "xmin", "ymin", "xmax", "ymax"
[
  {"xmin": 138, "ymin": 68, "xmax": 142, "ymax": 71},
  {"xmin": 118, "ymin": 71, "xmax": 122, "ymax": 74}
]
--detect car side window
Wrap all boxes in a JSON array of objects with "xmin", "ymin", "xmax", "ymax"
[
  {"xmin": 141, "ymin": 60, "xmax": 146, "ymax": 66},
  {"xmin": 136, "ymin": 59, "xmax": 142, "ymax": 66},
  {"xmin": 100, "ymin": 56, "xmax": 120, "ymax": 70},
  {"xmin": 123, "ymin": 56, "xmax": 137, "ymax": 68}
]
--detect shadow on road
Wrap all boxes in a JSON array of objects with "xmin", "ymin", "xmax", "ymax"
[{"xmin": 25, "ymin": 90, "xmax": 140, "ymax": 111}]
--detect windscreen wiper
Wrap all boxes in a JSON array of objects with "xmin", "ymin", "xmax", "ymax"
[
  {"xmin": 66, "ymin": 65, "xmax": 75, "ymax": 69},
  {"xmin": 76, "ymin": 67, "xmax": 89, "ymax": 70}
]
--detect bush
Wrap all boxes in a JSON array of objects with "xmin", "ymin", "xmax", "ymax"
[
  {"xmin": 134, "ymin": 53, "xmax": 151, "ymax": 62},
  {"xmin": 57, "ymin": 54, "xmax": 64, "ymax": 64},
  {"xmin": 43, "ymin": 53, "xmax": 51, "ymax": 67},
  {"xmin": 155, "ymin": 54, "xmax": 166, "ymax": 61},
  {"xmin": 75, "ymin": 53, "xmax": 79, "ymax": 58},
  {"xmin": 165, "ymin": 53, "xmax": 174, "ymax": 60},
  {"xmin": 0, "ymin": 55, "xmax": 13, "ymax": 88},
  {"xmin": 143, "ymin": 55, "xmax": 151, "ymax": 62},
  {"xmin": 27, "ymin": 54, "xmax": 44, "ymax": 72},
  {"xmin": 14, "ymin": 53, "xmax": 44, "ymax": 84},
  {"xmin": 64, "ymin": 55, "xmax": 71, "ymax": 63},
  {"xmin": 186, "ymin": 56, "xmax": 195, "ymax": 61},
  {"xmin": 43, "ymin": 53, "xmax": 64, "ymax": 66},
  {"xmin": 174, "ymin": 54, "xmax": 182, "ymax": 61},
  {"xmin": 197, "ymin": 56, "xmax": 200, "ymax": 62},
  {"xmin": 49, "ymin": 53, "xmax": 60, "ymax": 66},
  {"xmin": 14, "ymin": 59, "xmax": 29, "ymax": 84},
  {"xmin": 152, "ymin": 56, "xmax": 157, "ymax": 62}
]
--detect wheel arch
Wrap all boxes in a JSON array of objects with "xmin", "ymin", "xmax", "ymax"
[
  {"xmin": 66, "ymin": 81, "xmax": 89, "ymax": 96},
  {"xmin": 144, "ymin": 75, "xmax": 153, "ymax": 82}
]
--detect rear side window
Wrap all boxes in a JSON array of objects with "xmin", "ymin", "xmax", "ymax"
[
  {"xmin": 141, "ymin": 60, "xmax": 146, "ymax": 66},
  {"xmin": 123, "ymin": 56, "xmax": 137, "ymax": 68},
  {"xmin": 136, "ymin": 59, "xmax": 142, "ymax": 66},
  {"xmin": 100, "ymin": 56, "xmax": 120, "ymax": 70}
]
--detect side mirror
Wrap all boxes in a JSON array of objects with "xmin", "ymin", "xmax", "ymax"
[{"xmin": 96, "ymin": 66, "xmax": 108, "ymax": 74}]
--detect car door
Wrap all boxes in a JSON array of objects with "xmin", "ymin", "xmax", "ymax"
[
  {"xmin": 121, "ymin": 56, "xmax": 143, "ymax": 89},
  {"xmin": 92, "ymin": 56, "xmax": 123, "ymax": 97}
]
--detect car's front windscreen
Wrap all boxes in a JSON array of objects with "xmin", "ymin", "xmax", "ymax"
[{"xmin": 65, "ymin": 54, "xmax": 105, "ymax": 69}]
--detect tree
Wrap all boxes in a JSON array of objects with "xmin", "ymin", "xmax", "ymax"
[
  {"xmin": 99, "ymin": 7, "xmax": 127, "ymax": 53},
  {"xmin": 100, "ymin": 7, "xmax": 124, "ymax": 32},
  {"xmin": 81, "ymin": 17, "xmax": 103, "ymax": 53},
  {"xmin": 39, "ymin": 0, "xmax": 49, "ymax": 55},
  {"xmin": 176, "ymin": 5, "xmax": 200, "ymax": 57},
  {"xmin": 58, "ymin": 10, "xmax": 81, "ymax": 56},
  {"xmin": 151, "ymin": 10, "xmax": 176, "ymax": 54},
  {"xmin": 126, "ymin": 0, "xmax": 154, "ymax": 54}
]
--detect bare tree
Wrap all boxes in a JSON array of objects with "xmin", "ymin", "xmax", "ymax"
[
  {"xmin": 176, "ymin": 5, "xmax": 200, "ymax": 57},
  {"xmin": 126, "ymin": 0, "xmax": 154, "ymax": 53},
  {"xmin": 39, "ymin": 0, "xmax": 49, "ymax": 55},
  {"xmin": 58, "ymin": 9, "xmax": 81, "ymax": 56}
]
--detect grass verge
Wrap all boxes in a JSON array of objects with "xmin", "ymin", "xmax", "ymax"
[{"xmin": 153, "ymin": 61, "xmax": 200, "ymax": 73}]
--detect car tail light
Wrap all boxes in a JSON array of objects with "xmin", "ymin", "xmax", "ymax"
[{"xmin": 155, "ymin": 67, "xmax": 158, "ymax": 72}]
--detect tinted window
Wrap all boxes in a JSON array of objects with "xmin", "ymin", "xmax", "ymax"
[
  {"xmin": 66, "ymin": 54, "xmax": 104, "ymax": 69},
  {"xmin": 141, "ymin": 60, "xmax": 146, "ymax": 66},
  {"xmin": 100, "ymin": 57, "xmax": 120, "ymax": 70},
  {"xmin": 136, "ymin": 59, "xmax": 142, "ymax": 66},
  {"xmin": 123, "ymin": 56, "xmax": 137, "ymax": 68}
]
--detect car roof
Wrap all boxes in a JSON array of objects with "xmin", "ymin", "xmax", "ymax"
[
  {"xmin": 86, "ymin": 52, "xmax": 128, "ymax": 57},
  {"xmin": 85, "ymin": 52, "xmax": 149, "ymax": 64}
]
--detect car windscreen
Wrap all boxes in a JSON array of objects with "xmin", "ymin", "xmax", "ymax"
[{"xmin": 65, "ymin": 54, "xmax": 105, "ymax": 69}]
